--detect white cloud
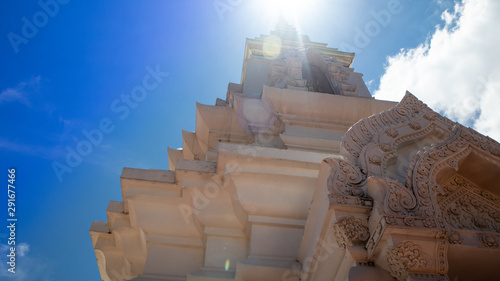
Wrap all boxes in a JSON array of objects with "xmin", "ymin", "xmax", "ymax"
[
  {"xmin": 17, "ymin": 243, "xmax": 30, "ymax": 257},
  {"xmin": 0, "ymin": 88, "xmax": 30, "ymax": 105},
  {"xmin": 0, "ymin": 243, "xmax": 54, "ymax": 281},
  {"xmin": 0, "ymin": 76, "xmax": 40, "ymax": 106},
  {"xmin": 374, "ymin": 0, "xmax": 500, "ymax": 141},
  {"xmin": 0, "ymin": 138, "xmax": 66, "ymax": 160}
]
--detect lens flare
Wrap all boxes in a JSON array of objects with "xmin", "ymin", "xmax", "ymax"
[
  {"xmin": 263, "ymin": 35, "xmax": 282, "ymax": 59},
  {"xmin": 256, "ymin": 0, "xmax": 313, "ymax": 26},
  {"xmin": 225, "ymin": 259, "xmax": 230, "ymax": 271}
]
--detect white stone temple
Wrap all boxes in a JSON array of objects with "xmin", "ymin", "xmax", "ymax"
[{"xmin": 90, "ymin": 21, "xmax": 500, "ymax": 281}]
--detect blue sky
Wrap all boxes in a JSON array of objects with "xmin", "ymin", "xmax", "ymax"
[{"xmin": 1, "ymin": 0, "xmax": 497, "ymax": 280}]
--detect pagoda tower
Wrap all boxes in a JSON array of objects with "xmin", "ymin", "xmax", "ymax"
[{"xmin": 90, "ymin": 22, "xmax": 500, "ymax": 281}]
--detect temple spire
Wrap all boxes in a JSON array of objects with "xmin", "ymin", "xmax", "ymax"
[{"xmin": 270, "ymin": 14, "xmax": 302, "ymax": 42}]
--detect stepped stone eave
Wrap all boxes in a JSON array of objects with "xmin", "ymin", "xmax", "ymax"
[
  {"xmin": 106, "ymin": 201, "xmax": 131, "ymax": 231},
  {"xmin": 182, "ymin": 130, "xmax": 204, "ymax": 160},
  {"xmin": 126, "ymin": 195, "xmax": 204, "ymax": 238},
  {"xmin": 195, "ymin": 103, "xmax": 253, "ymax": 152},
  {"xmin": 120, "ymin": 168, "xmax": 180, "ymax": 213},
  {"xmin": 262, "ymin": 85, "xmax": 397, "ymax": 125},
  {"xmin": 215, "ymin": 142, "xmax": 335, "ymax": 168},
  {"xmin": 167, "ymin": 147, "xmax": 183, "ymax": 170}
]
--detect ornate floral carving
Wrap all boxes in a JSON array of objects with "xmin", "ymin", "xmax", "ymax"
[
  {"xmin": 386, "ymin": 241, "xmax": 431, "ymax": 281},
  {"xmin": 386, "ymin": 128, "xmax": 399, "ymax": 138},
  {"xmin": 333, "ymin": 216, "xmax": 369, "ymax": 248},
  {"xmin": 436, "ymin": 234, "xmax": 449, "ymax": 275},
  {"xmin": 423, "ymin": 112, "xmax": 436, "ymax": 121},
  {"xmin": 270, "ymin": 51, "xmax": 309, "ymax": 90},
  {"xmin": 382, "ymin": 216, "xmax": 436, "ymax": 228},
  {"xmin": 330, "ymin": 195, "xmax": 373, "ymax": 207},
  {"xmin": 368, "ymin": 155, "xmax": 381, "ymax": 165},
  {"xmin": 325, "ymin": 158, "xmax": 366, "ymax": 197},
  {"xmin": 447, "ymin": 231, "xmax": 463, "ymax": 245},
  {"xmin": 336, "ymin": 196, "xmax": 346, "ymax": 204},
  {"xmin": 404, "ymin": 217, "xmax": 415, "ymax": 226},
  {"xmin": 323, "ymin": 59, "xmax": 359, "ymax": 96},
  {"xmin": 438, "ymin": 175, "xmax": 500, "ymax": 233},
  {"xmin": 399, "ymin": 92, "xmax": 428, "ymax": 116},
  {"xmin": 443, "ymin": 194, "xmax": 500, "ymax": 232},
  {"xmin": 385, "ymin": 216, "xmax": 398, "ymax": 225},
  {"xmin": 408, "ymin": 126, "xmax": 500, "ymax": 218},
  {"xmin": 359, "ymin": 122, "xmax": 373, "ymax": 141},
  {"xmin": 479, "ymin": 233, "xmax": 498, "ymax": 248},
  {"xmin": 329, "ymin": 93, "xmax": 500, "ymax": 281},
  {"xmin": 384, "ymin": 178, "xmax": 417, "ymax": 215},
  {"xmin": 340, "ymin": 92, "xmax": 456, "ymax": 175},
  {"xmin": 422, "ymin": 218, "xmax": 435, "ymax": 228},
  {"xmin": 409, "ymin": 121, "xmax": 422, "ymax": 130},
  {"xmin": 355, "ymin": 197, "xmax": 368, "ymax": 206},
  {"xmin": 491, "ymin": 146, "xmax": 500, "ymax": 156},
  {"xmin": 379, "ymin": 143, "xmax": 392, "ymax": 152}
]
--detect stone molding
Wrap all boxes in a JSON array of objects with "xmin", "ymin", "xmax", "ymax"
[{"xmin": 329, "ymin": 194, "xmax": 373, "ymax": 207}]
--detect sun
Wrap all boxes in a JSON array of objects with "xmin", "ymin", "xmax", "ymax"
[
  {"xmin": 269, "ymin": 0, "xmax": 306, "ymax": 21},
  {"xmin": 256, "ymin": 0, "xmax": 313, "ymax": 27}
]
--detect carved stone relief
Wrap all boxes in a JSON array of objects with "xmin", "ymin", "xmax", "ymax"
[
  {"xmin": 341, "ymin": 92, "xmax": 455, "ymax": 178},
  {"xmin": 437, "ymin": 175, "xmax": 500, "ymax": 233},
  {"xmin": 384, "ymin": 178, "xmax": 418, "ymax": 216},
  {"xmin": 386, "ymin": 241, "xmax": 432, "ymax": 281},
  {"xmin": 479, "ymin": 233, "xmax": 498, "ymax": 248},
  {"xmin": 325, "ymin": 158, "xmax": 366, "ymax": 197},
  {"xmin": 446, "ymin": 231, "xmax": 463, "ymax": 245},
  {"xmin": 324, "ymin": 61, "xmax": 357, "ymax": 95},
  {"xmin": 269, "ymin": 49, "xmax": 362, "ymax": 94},
  {"xmin": 333, "ymin": 216, "xmax": 369, "ymax": 248},
  {"xmin": 330, "ymin": 93, "xmax": 500, "ymax": 280},
  {"xmin": 407, "ymin": 126, "xmax": 500, "ymax": 218},
  {"xmin": 269, "ymin": 49, "xmax": 307, "ymax": 90}
]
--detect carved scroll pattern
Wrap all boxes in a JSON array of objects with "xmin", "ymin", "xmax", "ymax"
[
  {"xmin": 386, "ymin": 241, "xmax": 431, "ymax": 281},
  {"xmin": 384, "ymin": 178, "xmax": 418, "ymax": 215},
  {"xmin": 325, "ymin": 158, "xmax": 366, "ymax": 197},
  {"xmin": 333, "ymin": 216, "xmax": 369, "ymax": 248}
]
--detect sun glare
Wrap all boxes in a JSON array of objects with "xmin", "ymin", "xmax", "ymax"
[
  {"xmin": 256, "ymin": 0, "xmax": 314, "ymax": 28},
  {"xmin": 269, "ymin": 0, "xmax": 305, "ymax": 20}
]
